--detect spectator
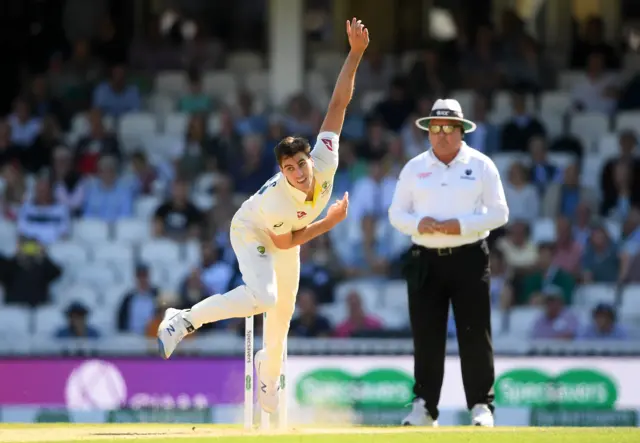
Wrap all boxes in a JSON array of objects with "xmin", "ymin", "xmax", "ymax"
[
  {"xmin": 407, "ymin": 47, "xmax": 448, "ymax": 99},
  {"xmin": 179, "ymin": 268, "xmax": 209, "ymax": 309},
  {"xmin": 17, "ymin": 174, "xmax": 70, "ymax": 245},
  {"xmin": 0, "ymin": 237, "xmax": 62, "ymax": 307},
  {"xmin": 571, "ymin": 51, "xmax": 619, "ymax": 114},
  {"xmin": 299, "ymin": 242, "xmax": 336, "ymax": 304},
  {"xmin": 209, "ymin": 108, "xmax": 241, "ymax": 173},
  {"xmin": 199, "ymin": 241, "xmax": 234, "ymax": 295},
  {"xmin": 542, "ymin": 162, "xmax": 598, "ymax": 220},
  {"xmin": 290, "ymin": 288, "xmax": 332, "ymax": 337},
  {"xmin": 51, "ymin": 146, "xmax": 85, "ymax": 217},
  {"xmin": 178, "ymin": 68, "xmax": 213, "ymax": 113},
  {"xmin": 578, "ymin": 303, "xmax": 628, "ymax": 340},
  {"xmin": 25, "ymin": 115, "xmax": 63, "ymax": 174},
  {"xmin": 602, "ymin": 162, "xmax": 635, "ymax": 221},
  {"xmin": 570, "ymin": 16, "xmax": 620, "ymax": 69},
  {"xmin": 552, "ymin": 216, "xmax": 584, "ymax": 277},
  {"xmin": 382, "ymin": 135, "xmax": 408, "ymax": 178},
  {"xmin": 234, "ymin": 90, "xmax": 268, "ymax": 136},
  {"xmin": 283, "ymin": 94, "xmax": 320, "ymax": 138},
  {"xmin": 349, "ymin": 159, "xmax": 397, "ymax": 225},
  {"xmin": 130, "ymin": 151, "xmax": 162, "ymax": 196},
  {"xmin": 92, "ymin": 64, "xmax": 141, "ymax": 117},
  {"xmin": 8, "ymin": 97, "xmax": 42, "ymax": 148},
  {"xmin": 500, "ymin": 91, "xmax": 546, "ymax": 152},
  {"xmin": 489, "ymin": 249, "xmax": 515, "ymax": 310},
  {"xmin": 600, "ymin": 131, "xmax": 640, "ymax": 218},
  {"xmin": 83, "ymin": 155, "xmax": 134, "ymax": 221},
  {"xmin": 153, "ymin": 179, "xmax": 203, "ymax": 241},
  {"xmin": 28, "ymin": 75, "xmax": 67, "ymax": 130},
  {"xmin": 528, "ymin": 136, "xmax": 560, "ymax": 195},
  {"xmin": 501, "ymin": 35, "xmax": 554, "ymax": 93},
  {"xmin": 74, "ymin": 108, "xmax": 121, "ymax": 175},
  {"xmin": 231, "ymin": 134, "xmax": 273, "ymax": 195},
  {"xmin": 356, "ymin": 49, "xmax": 395, "ymax": 94},
  {"xmin": 519, "ymin": 242, "xmax": 576, "ymax": 305},
  {"xmin": 370, "ymin": 78, "xmax": 414, "ymax": 133},
  {"xmin": 338, "ymin": 215, "xmax": 392, "ymax": 279},
  {"xmin": 55, "ymin": 302, "xmax": 101, "ymax": 339},
  {"xmin": 503, "ymin": 161, "xmax": 540, "ymax": 223},
  {"xmin": 459, "ymin": 24, "xmax": 501, "ymax": 94},
  {"xmin": 117, "ymin": 264, "xmax": 160, "ymax": 334},
  {"xmin": 174, "ymin": 114, "xmax": 216, "ymax": 182},
  {"xmin": 619, "ymin": 208, "xmax": 640, "ymax": 283},
  {"xmin": 573, "ymin": 202, "xmax": 596, "ymax": 248},
  {"xmin": 334, "ymin": 291, "xmax": 383, "ymax": 338},
  {"xmin": 530, "ymin": 286, "xmax": 579, "ymax": 340},
  {"xmin": 463, "ymin": 94, "xmax": 500, "ymax": 155},
  {"xmin": 356, "ymin": 117, "xmax": 389, "ymax": 161},
  {"xmin": 206, "ymin": 175, "xmax": 240, "ymax": 240},
  {"xmin": 496, "ymin": 221, "xmax": 539, "ymax": 273},
  {"xmin": 582, "ymin": 224, "xmax": 619, "ymax": 283}
]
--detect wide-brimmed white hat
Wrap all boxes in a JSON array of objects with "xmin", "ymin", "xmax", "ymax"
[{"xmin": 415, "ymin": 98, "xmax": 477, "ymax": 133}]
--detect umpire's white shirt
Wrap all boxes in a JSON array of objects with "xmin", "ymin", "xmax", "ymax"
[{"xmin": 388, "ymin": 142, "xmax": 509, "ymax": 248}]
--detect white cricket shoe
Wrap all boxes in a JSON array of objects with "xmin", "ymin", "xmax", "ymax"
[
  {"xmin": 471, "ymin": 404, "xmax": 494, "ymax": 427},
  {"xmin": 401, "ymin": 398, "xmax": 438, "ymax": 426},
  {"xmin": 255, "ymin": 349, "xmax": 279, "ymax": 414},
  {"xmin": 157, "ymin": 308, "xmax": 195, "ymax": 359}
]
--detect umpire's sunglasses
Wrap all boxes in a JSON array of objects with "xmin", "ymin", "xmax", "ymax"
[{"xmin": 429, "ymin": 124, "xmax": 461, "ymax": 134}]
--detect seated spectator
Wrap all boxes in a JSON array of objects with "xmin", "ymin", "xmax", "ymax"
[
  {"xmin": 206, "ymin": 176, "xmax": 240, "ymax": 241},
  {"xmin": 299, "ymin": 242, "xmax": 336, "ymax": 304},
  {"xmin": 582, "ymin": 223, "xmax": 619, "ymax": 283},
  {"xmin": 234, "ymin": 90, "xmax": 268, "ymax": 136},
  {"xmin": 0, "ymin": 163, "xmax": 27, "ymax": 221},
  {"xmin": 117, "ymin": 264, "xmax": 160, "ymax": 334},
  {"xmin": 339, "ymin": 215, "xmax": 392, "ymax": 279},
  {"xmin": 602, "ymin": 161, "xmax": 637, "ymax": 222},
  {"xmin": 356, "ymin": 49, "xmax": 395, "ymax": 94},
  {"xmin": 528, "ymin": 136, "xmax": 560, "ymax": 195},
  {"xmin": 153, "ymin": 179, "xmax": 203, "ymax": 241},
  {"xmin": 209, "ymin": 108, "xmax": 241, "ymax": 173},
  {"xmin": 600, "ymin": 130, "xmax": 640, "ymax": 215},
  {"xmin": 55, "ymin": 301, "xmax": 100, "ymax": 339},
  {"xmin": 51, "ymin": 146, "xmax": 85, "ymax": 217},
  {"xmin": 407, "ymin": 46, "xmax": 448, "ymax": 99},
  {"xmin": 542, "ymin": 162, "xmax": 598, "ymax": 220},
  {"xmin": 496, "ymin": 220, "xmax": 539, "ymax": 273},
  {"xmin": 24, "ymin": 115, "xmax": 63, "ymax": 173},
  {"xmin": 620, "ymin": 207, "xmax": 640, "ymax": 283},
  {"xmin": 129, "ymin": 151, "xmax": 162, "ymax": 196},
  {"xmin": 459, "ymin": 24, "xmax": 502, "ymax": 95},
  {"xmin": 370, "ymin": 77, "xmax": 414, "ymax": 133},
  {"xmin": 500, "ymin": 91, "xmax": 546, "ymax": 152},
  {"xmin": 179, "ymin": 268, "xmax": 209, "ymax": 309},
  {"xmin": 0, "ymin": 236, "xmax": 62, "ymax": 307},
  {"xmin": 356, "ymin": 117, "xmax": 389, "ymax": 161},
  {"xmin": 199, "ymin": 241, "xmax": 234, "ymax": 295},
  {"xmin": 283, "ymin": 93, "xmax": 320, "ymax": 138},
  {"xmin": 173, "ymin": 114, "xmax": 216, "ymax": 182},
  {"xmin": 177, "ymin": 68, "xmax": 213, "ymax": 113},
  {"xmin": 349, "ymin": 159, "xmax": 397, "ymax": 226},
  {"xmin": 7, "ymin": 97, "xmax": 42, "ymax": 148},
  {"xmin": 573, "ymin": 202, "xmax": 596, "ymax": 248},
  {"xmin": 0, "ymin": 120, "xmax": 20, "ymax": 169},
  {"xmin": 231, "ymin": 134, "xmax": 274, "ymax": 195},
  {"xmin": 334, "ymin": 291, "xmax": 383, "ymax": 338},
  {"xmin": 552, "ymin": 216, "xmax": 583, "ymax": 277},
  {"xmin": 74, "ymin": 108, "xmax": 121, "ymax": 175},
  {"xmin": 92, "ymin": 64, "xmax": 141, "ymax": 117},
  {"xmin": 83, "ymin": 155, "xmax": 134, "ymax": 221},
  {"xmin": 28, "ymin": 74, "xmax": 67, "ymax": 129},
  {"xmin": 520, "ymin": 242, "xmax": 576, "ymax": 305},
  {"xmin": 530, "ymin": 286, "xmax": 579, "ymax": 340},
  {"xmin": 571, "ymin": 51, "xmax": 619, "ymax": 114},
  {"xmin": 489, "ymin": 249, "xmax": 515, "ymax": 310},
  {"xmin": 381, "ymin": 135, "xmax": 407, "ymax": 178},
  {"xmin": 463, "ymin": 93, "xmax": 500, "ymax": 155},
  {"xmin": 17, "ymin": 173, "xmax": 70, "ymax": 245},
  {"xmin": 578, "ymin": 303, "xmax": 627, "ymax": 340},
  {"xmin": 503, "ymin": 161, "xmax": 540, "ymax": 223},
  {"xmin": 501, "ymin": 35, "xmax": 554, "ymax": 93},
  {"xmin": 570, "ymin": 16, "xmax": 620, "ymax": 69},
  {"xmin": 290, "ymin": 288, "xmax": 332, "ymax": 337}
]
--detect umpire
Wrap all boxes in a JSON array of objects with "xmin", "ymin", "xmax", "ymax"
[{"xmin": 388, "ymin": 99, "xmax": 509, "ymax": 427}]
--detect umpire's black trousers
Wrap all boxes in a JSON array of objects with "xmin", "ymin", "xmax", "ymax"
[{"xmin": 402, "ymin": 239, "xmax": 495, "ymax": 420}]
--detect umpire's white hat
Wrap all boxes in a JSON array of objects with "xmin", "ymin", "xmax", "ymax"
[{"xmin": 415, "ymin": 98, "xmax": 477, "ymax": 133}]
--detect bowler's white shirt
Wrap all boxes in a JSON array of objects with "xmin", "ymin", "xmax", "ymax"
[
  {"xmin": 388, "ymin": 142, "xmax": 509, "ymax": 248},
  {"xmin": 232, "ymin": 131, "xmax": 339, "ymax": 235}
]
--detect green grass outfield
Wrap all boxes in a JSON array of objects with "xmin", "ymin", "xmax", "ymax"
[{"xmin": 0, "ymin": 424, "xmax": 639, "ymax": 443}]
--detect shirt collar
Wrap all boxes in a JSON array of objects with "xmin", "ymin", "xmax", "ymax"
[
  {"xmin": 425, "ymin": 142, "xmax": 471, "ymax": 167},
  {"xmin": 284, "ymin": 171, "xmax": 320, "ymax": 205}
]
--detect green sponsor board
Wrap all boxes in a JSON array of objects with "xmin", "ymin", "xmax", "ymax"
[
  {"xmin": 107, "ymin": 408, "xmax": 211, "ymax": 423},
  {"xmin": 295, "ymin": 368, "xmax": 414, "ymax": 409},
  {"xmin": 495, "ymin": 368, "xmax": 618, "ymax": 409},
  {"xmin": 531, "ymin": 409, "xmax": 638, "ymax": 427}
]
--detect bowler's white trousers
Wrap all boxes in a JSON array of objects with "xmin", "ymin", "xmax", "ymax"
[{"xmin": 188, "ymin": 223, "xmax": 299, "ymax": 380}]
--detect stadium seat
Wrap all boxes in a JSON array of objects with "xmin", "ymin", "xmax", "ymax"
[
  {"xmin": 312, "ymin": 51, "xmax": 345, "ymax": 79},
  {"xmin": 56, "ymin": 283, "xmax": 103, "ymax": 310},
  {"xmin": 48, "ymin": 242, "xmax": 90, "ymax": 267},
  {"xmin": 597, "ymin": 133, "xmax": 620, "ymax": 158},
  {"xmin": 154, "ymin": 71, "xmax": 189, "ymax": 97},
  {"xmin": 73, "ymin": 264, "xmax": 119, "ymax": 289},
  {"xmin": 548, "ymin": 152, "xmax": 577, "ymax": 170},
  {"xmin": 558, "ymin": 70, "xmax": 587, "ymax": 91},
  {"xmin": 614, "ymin": 111, "xmax": 640, "ymax": 132},
  {"xmin": 532, "ymin": 218, "xmax": 556, "ymax": 243},
  {"xmin": 539, "ymin": 112, "xmax": 565, "ymax": 139},
  {"xmin": 146, "ymin": 93, "xmax": 176, "ymax": 115},
  {"xmin": 206, "ymin": 113, "xmax": 222, "ymax": 135},
  {"xmin": 621, "ymin": 285, "xmax": 640, "ymax": 315},
  {"xmin": 540, "ymin": 91, "xmax": 572, "ymax": 116},
  {"xmin": 334, "ymin": 279, "xmax": 382, "ymax": 314},
  {"xmin": 72, "ymin": 219, "xmax": 111, "ymax": 244},
  {"xmin": 0, "ymin": 218, "xmax": 17, "ymax": 256},
  {"xmin": 0, "ymin": 306, "xmax": 31, "ymax": 337},
  {"xmin": 165, "ymin": 261, "xmax": 193, "ymax": 290},
  {"xmin": 360, "ymin": 90, "xmax": 385, "ymax": 114},
  {"xmin": 202, "ymin": 71, "xmax": 237, "ymax": 99},
  {"xmin": 163, "ymin": 112, "xmax": 190, "ymax": 136},
  {"xmin": 450, "ymin": 90, "xmax": 474, "ymax": 118},
  {"xmin": 92, "ymin": 242, "xmax": 135, "ymax": 267},
  {"xmin": 101, "ymin": 283, "xmax": 131, "ymax": 310},
  {"xmin": 226, "ymin": 51, "xmax": 263, "ymax": 73},
  {"xmin": 580, "ymin": 153, "xmax": 607, "ymax": 190},
  {"xmin": 118, "ymin": 112, "xmax": 159, "ymax": 153},
  {"xmin": 135, "ymin": 196, "xmax": 162, "ymax": 220},
  {"xmin": 140, "ymin": 239, "xmax": 181, "ymax": 265},
  {"xmin": 493, "ymin": 90, "xmax": 536, "ymax": 115},
  {"xmin": 184, "ymin": 240, "xmax": 202, "ymax": 267},
  {"xmin": 380, "ymin": 280, "xmax": 408, "ymax": 311},
  {"xmin": 142, "ymin": 133, "xmax": 182, "ymax": 164},
  {"xmin": 573, "ymin": 284, "xmax": 617, "ymax": 309},
  {"xmin": 244, "ymin": 71, "xmax": 270, "ymax": 101},
  {"xmin": 33, "ymin": 304, "xmax": 66, "ymax": 336},
  {"xmin": 379, "ymin": 308, "xmax": 409, "ymax": 330},
  {"xmin": 569, "ymin": 113, "xmax": 610, "ymax": 151},
  {"xmin": 114, "ymin": 219, "xmax": 151, "ymax": 244},
  {"xmin": 507, "ymin": 306, "xmax": 543, "ymax": 338},
  {"xmin": 492, "ymin": 152, "xmax": 528, "ymax": 180},
  {"xmin": 318, "ymin": 302, "xmax": 347, "ymax": 326}
]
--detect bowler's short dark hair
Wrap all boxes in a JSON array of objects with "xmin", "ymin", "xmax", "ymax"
[{"xmin": 274, "ymin": 136, "xmax": 311, "ymax": 165}]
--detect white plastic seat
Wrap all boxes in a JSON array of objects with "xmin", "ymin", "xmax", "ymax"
[
  {"xmin": 92, "ymin": 242, "xmax": 134, "ymax": 267},
  {"xmin": 135, "ymin": 196, "xmax": 162, "ymax": 220},
  {"xmin": 0, "ymin": 305, "xmax": 31, "ymax": 336},
  {"xmin": 360, "ymin": 90, "xmax": 385, "ymax": 114},
  {"xmin": 620, "ymin": 285, "xmax": 640, "ymax": 315},
  {"xmin": 380, "ymin": 280, "xmax": 408, "ymax": 311},
  {"xmin": 72, "ymin": 219, "xmax": 110, "ymax": 244},
  {"xmin": 57, "ymin": 283, "xmax": 103, "ymax": 310},
  {"xmin": 73, "ymin": 264, "xmax": 119, "ymax": 288},
  {"xmin": 154, "ymin": 71, "xmax": 189, "ymax": 97},
  {"xmin": 532, "ymin": 218, "xmax": 556, "ymax": 243},
  {"xmin": 318, "ymin": 302, "xmax": 347, "ymax": 326},
  {"xmin": 114, "ymin": 219, "xmax": 151, "ymax": 244},
  {"xmin": 569, "ymin": 113, "xmax": 610, "ymax": 151},
  {"xmin": 0, "ymin": 219, "xmax": 17, "ymax": 256},
  {"xmin": 614, "ymin": 111, "xmax": 640, "ymax": 133},
  {"xmin": 140, "ymin": 239, "xmax": 181, "ymax": 265},
  {"xmin": 227, "ymin": 51, "xmax": 264, "ymax": 73},
  {"xmin": 559, "ymin": 70, "xmax": 587, "ymax": 90},
  {"xmin": 164, "ymin": 113, "xmax": 189, "ymax": 136},
  {"xmin": 540, "ymin": 91, "xmax": 572, "ymax": 115},
  {"xmin": 47, "ymin": 242, "xmax": 89, "ymax": 267},
  {"xmin": 450, "ymin": 90, "xmax": 474, "ymax": 118},
  {"xmin": 492, "ymin": 152, "xmax": 528, "ymax": 180},
  {"xmin": 146, "ymin": 93, "xmax": 176, "ymax": 115},
  {"xmin": 573, "ymin": 283, "xmax": 617, "ymax": 309},
  {"xmin": 118, "ymin": 112, "xmax": 158, "ymax": 138},
  {"xmin": 507, "ymin": 306, "xmax": 543, "ymax": 338},
  {"xmin": 33, "ymin": 304, "xmax": 66, "ymax": 336},
  {"xmin": 243, "ymin": 71, "xmax": 270, "ymax": 100},
  {"xmin": 202, "ymin": 72, "xmax": 237, "ymax": 98}
]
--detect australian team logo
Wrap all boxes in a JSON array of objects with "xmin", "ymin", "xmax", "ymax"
[{"xmin": 320, "ymin": 181, "xmax": 332, "ymax": 196}]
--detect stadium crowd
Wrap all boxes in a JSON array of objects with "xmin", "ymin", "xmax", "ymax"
[{"xmin": 0, "ymin": 10, "xmax": 639, "ymax": 345}]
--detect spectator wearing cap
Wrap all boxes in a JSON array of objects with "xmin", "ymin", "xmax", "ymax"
[
  {"xmin": 117, "ymin": 264, "xmax": 160, "ymax": 334},
  {"xmin": 55, "ymin": 302, "xmax": 100, "ymax": 339},
  {"xmin": 578, "ymin": 303, "xmax": 628, "ymax": 340},
  {"xmin": 389, "ymin": 98, "xmax": 508, "ymax": 427},
  {"xmin": 530, "ymin": 285, "xmax": 579, "ymax": 340}
]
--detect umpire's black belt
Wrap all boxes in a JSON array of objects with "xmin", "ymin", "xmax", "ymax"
[{"xmin": 412, "ymin": 239, "xmax": 484, "ymax": 257}]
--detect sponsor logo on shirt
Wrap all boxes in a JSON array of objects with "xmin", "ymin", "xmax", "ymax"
[
  {"xmin": 273, "ymin": 222, "xmax": 283, "ymax": 228},
  {"xmin": 297, "ymin": 211, "xmax": 307, "ymax": 219},
  {"xmin": 461, "ymin": 169, "xmax": 475, "ymax": 180},
  {"xmin": 417, "ymin": 172, "xmax": 432, "ymax": 179},
  {"xmin": 321, "ymin": 139, "xmax": 333, "ymax": 151}
]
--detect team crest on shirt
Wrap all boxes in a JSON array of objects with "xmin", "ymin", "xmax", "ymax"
[
  {"xmin": 297, "ymin": 211, "xmax": 307, "ymax": 219},
  {"xmin": 321, "ymin": 139, "xmax": 333, "ymax": 151},
  {"xmin": 320, "ymin": 181, "xmax": 331, "ymax": 195},
  {"xmin": 257, "ymin": 246, "xmax": 266, "ymax": 255},
  {"xmin": 461, "ymin": 169, "xmax": 475, "ymax": 180}
]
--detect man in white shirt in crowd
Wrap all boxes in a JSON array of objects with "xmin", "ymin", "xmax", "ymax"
[
  {"xmin": 389, "ymin": 98, "xmax": 509, "ymax": 427},
  {"xmin": 157, "ymin": 18, "xmax": 370, "ymax": 415}
]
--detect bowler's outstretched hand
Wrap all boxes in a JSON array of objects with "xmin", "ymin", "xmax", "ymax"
[{"xmin": 326, "ymin": 192, "xmax": 349, "ymax": 226}]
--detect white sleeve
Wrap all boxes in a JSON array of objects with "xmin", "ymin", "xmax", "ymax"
[
  {"xmin": 388, "ymin": 162, "xmax": 421, "ymax": 237},
  {"xmin": 311, "ymin": 131, "xmax": 339, "ymax": 172},
  {"xmin": 458, "ymin": 159, "xmax": 509, "ymax": 235}
]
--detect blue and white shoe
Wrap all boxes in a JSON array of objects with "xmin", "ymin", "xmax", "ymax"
[
  {"xmin": 254, "ymin": 349, "xmax": 279, "ymax": 414},
  {"xmin": 157, "ymin": 308, "xmax": 194, "ymax": 359}
]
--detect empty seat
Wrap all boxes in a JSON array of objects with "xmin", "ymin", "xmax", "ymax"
[
  {"xmin": 142, "ymin": 133, "xmax": 182, "ymax": 163},
  {"xmin": 135, "ymin": 196, "xmax": 162, "ymax": 220},
  {"xmin": 56, "ymin": 283, "xmax": 103, "ymax": 310},
  {"xmin": 92, "ymin": 242, "xmax": 135, "ymax": 266},
  {"xmin": 532, "ymin": 217, "xmax": 556, "ymax": 243},
  {"xmin": 492, "ymin": 152, "xmax": 528, "ymax": 179},
  {"xmin": 73, "ymin": 265, "xmax": 119, "ymax": 290},
  {"xmin": 114, "ymin": 219, "xmax": 151, "ymax": 244},
  {"xmin": 118, "ymin": 112, "xmax": 158, "ymax": 137},
  {"xmin": 569, "ymin": 113, "xmax": 610, "ymax": 151},
  {"xmin": 621, "ymin": 285, "xmax": 640, "ymax": 314},
  {"xmin": 573, "ymin": 284, "xmax": 617, "ymax": 308},
  {"xmin": 380, "ymin": 280, "xmax": 408, "ymax": 310},
  {"xmin": 146, "ymin": 93, "xmax": 176, "ymax": 115},
  {"xmin": 450, "ymin": 90, "xmax": 474, "ymax": 118},
  {"xmin": 0, "ymin": 305, "xmax": 31, "ymax": 336},
  {"xmin": 558, "ymin": 70, "xmax": 587, "ymax": 90},
  {"xmin": 154, "ymin": 71, "xmax": 189, "ymax": 97},
  {"xmin": 33, "ymin": 304, "xmax": 65, "ymax": 336},
  {"xmin": 0, "ymin": 219, "xmax": 17, "ymax": 255},
  {"xmin": 243, "ymin": 71, "xmax": 270, "ymax": 100},
  {"xmin": 597, "ymin": 133, "xmax": 620, "ymax": 158},
  {"xmin": 614, "ymin": 111, "xmax": 640, "ymax": 132},
  {"xmin": 540, "ymin": 91, "xmax": 572, "ymax": 116},
  {"xmin": 227, "ymin": 51, "xmax": 263, "ymax": 73},
  {"xmin": 140, "ymin": 239, "xmax": 181, "ymax": 265},
  {"xmin": 360, "ymin": 90, "xmax": 385, "ymax": 113},
  {"xmin": 48, "ymin": 242, "xmax": 89, "ymax": 266},
  {"xmin": 580, "ymin": 153, "xmax": 607, "ymax": 189},
  {"xmin": 164, "ymin": 112, "xmax": 189, "ymax": 136},
  {"xmin": 72, "ymin": 219, "xmax": 110, "ymax": 243},
  {"xmin": 202, "ymin": 72, "xmax": 237, "ymax": 98},
  {"xmin": 318, "ymin": 302, "xmax": 347, "ymax": 326},
  {"xmin": 507, "ymin": 306, "xmax": 543, "ymax": 338}
]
